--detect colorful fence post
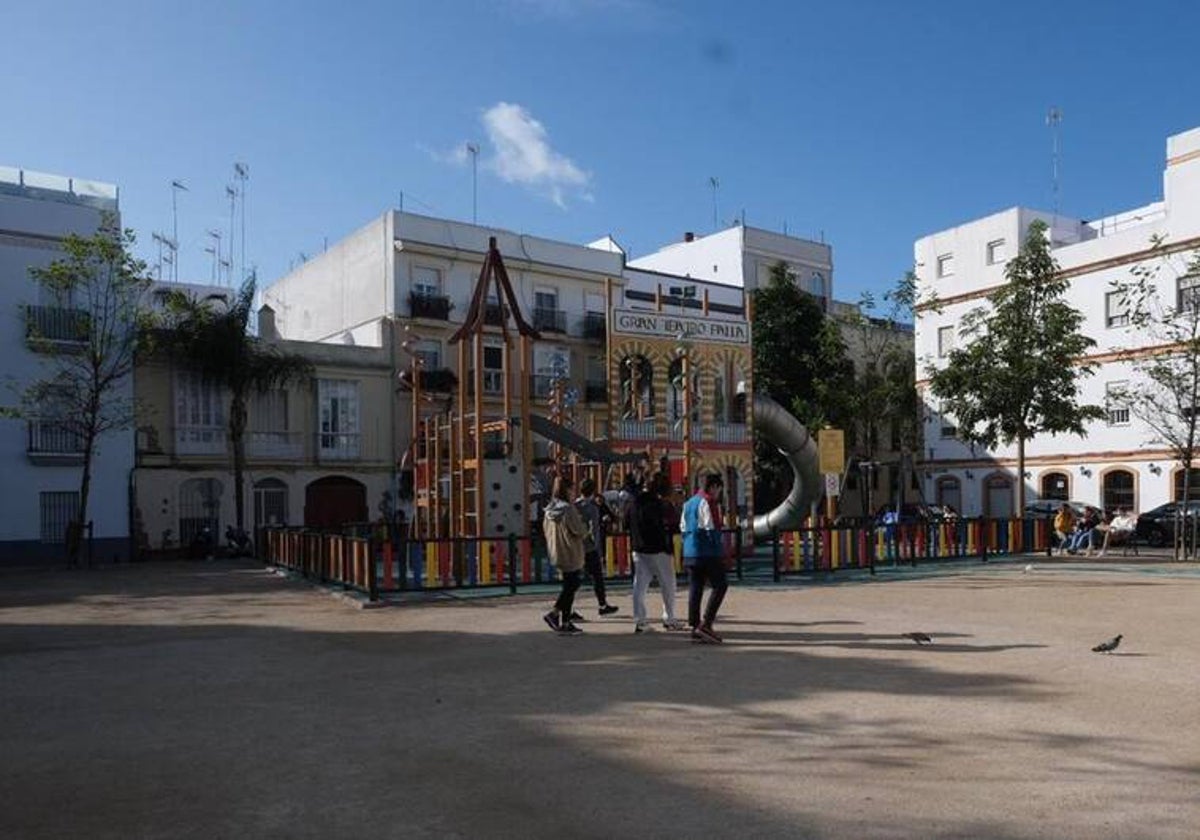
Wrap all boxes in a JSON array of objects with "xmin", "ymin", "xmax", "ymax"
[
  {"xmin": 771, "ymin": 529, "xmax": 781, "ymax": 582},
  {"xmin": 507, "ymin": 533, "xmax": 518, "ymax": 595}
]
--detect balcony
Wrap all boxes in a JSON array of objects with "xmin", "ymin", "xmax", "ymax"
[
  {"xmin": 712, "ymin": 423, "xmax": 748, "ymax": 444},
  {"xmin": 667, "ymin": 420, "xmax": 705, "ymax": 442},
  {"xmin": 317, "ymin": 432, "xmax": 360, "ymax": 461},
  {"xmin": 585, "ymin": 380, "xmax": 607, "ymax": 403},
  {"xmin": 247, "ymin": 430, "xmax": 303, "ymax": 460},
  {"xmin": 27, "ymin": 420, "xmax": 84, "ymax": 464},
  {"xmin": 582, "ymin": 312, "xmax": 606, "ymax": 341},
  {"xmin": 409, "ymin": 292, "xmax": 452, "ymax": 321},
  {"xmin": 25, "ymin": 305, "xmax": 89, "ymax": 349},
  {"xmin": 176, "ymin": 425, "xmax": 226, "ymax": 456},
  {"xmin": 615, "ymin": 418, "xmax": 657, "ymax": 440},
  {"xmin": 533, "ymin": 307, "xmax": 567, "ymax": 334},
  {"xmin": 484, "ymin": 302, "xmax": 509, "ymax": 327},
  {"xmin": 418, "ymin": 367, "xmax": 458, "ymax": 394}
]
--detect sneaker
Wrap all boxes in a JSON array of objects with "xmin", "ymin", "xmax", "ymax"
[
  {"xmin": 599, "ymin": 604, "xmax": 619, "ymax": 616},
  {"xmin": 543, "ymin": 611, "xmax": 561, "ymax": 632},
  {"xmin": 691, "ymin": 628, "xmax": 718, "ymax": 644},
  {"xmin": 701, "ymin": 624, "xmax": 723, "ymax": 642},
  {"xmin": 662, "ymin": 619, "xmax": 687, "ymax": 631},
  {"xmin": 634, "ymin": 622, "xmax": 649, "ymax": 634},
  {"xmin": 569, "ymin": 611, "xmax": 586, "ymax": 623},
  {"xmin": 558, "ymin": 622, "xmax": 584, "ymax": 635}
]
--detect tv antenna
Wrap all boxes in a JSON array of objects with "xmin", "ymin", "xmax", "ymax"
[
  {"xmin": 466, "ymin": 143, "xmax": 480, "ymax": 224},
  {"xmin": 709, "ymin": 176, "xmax": 720, "ymax": 231},
  {"xmin": 170, "ymin": 180, "xmax": 188, "ymax": 282},
  {"xmin": 233, "ymin": 163, "xmax": 249, "ymax": 283},
  {"xmin": 1047, "ymin": 107, "xmax": 1062, "ymax": 218}
]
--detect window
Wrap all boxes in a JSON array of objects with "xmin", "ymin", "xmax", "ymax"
[
  {"xmin": 175, "ymin": 371, "xmax": 225, "ymax": 453},
  {"xmin": 1102, "ymin": 470, "xmax": 1136, "ymax": 512},
  {"xmin": 317, "ymin": 379, "xmax": 360, "ymax": 456},
  {"xmin": 534, "ymin": 288, "xmax": 564, "ymax": 333},
  {"xmin": 179, "ymin": 477, "xmax": 222, "ymax": 546},
  {"xmin": 938, "ymin": 404, "xmax": 957, "ymax": 439},
  {"xmin": 1179, "ymin": 274, "xmax": 1200, "ymax": 314},
  {"xmin": 412, "ymin": 340, "xmax": 441, "ymax": 371},
  {"xmin": 936, "ymin": 253, "xmax": 954, "ymax": 278},
  {"xmin": 251, "ymin": 389, "xmax": 289, "ymax": 433},
  {"xmin": 1175, "ymin": 468, "xmax": 1200, "ymax": 502},
  {"xmin": 986, "ymin": 239, "xmax": 1007, "ymax": 265},
  {"xmin": 1040, "ymin": 471, "xmax": 1069, "ymax": 502},
  {"xmin": 533, "ymin": 344, "xmax": 570, "ymax": 398},
  {"xmin": 937, "ymin": 325, "xmax": 955, "ymax": 357},
  {"xmin": 1105, "ymin": 291, "xmax": 1130, "ymax": 328},
  {"xmin": 1106, "ymin": 382, "xmax": 1130, "ymax": 426},
  {"xmin": 667, "ymin": 357, "xmax": 699, "ymax": 423},
  {"xmin": 483, "ymin": 342, "xmax": 504, "ymax": 395},
  {"xmin": 254, "ymin": 478, "xmax": 289, "ymax": 528},
  {"xmin": 413, "ymin": 266, "xmax": 442, "ymax": 297},
  {"xmin": 984, "ymin": 474, "xmax": 1013, "ymax": 519},
  {"xmin": 619, "ymin": 354, "xmax": 655, "ymax": 419},
  {"xmin": 535, "ymin": 288, "xmax": 558, "ymax": 311},
  {"xmin": 40, "ymin": 491, "xmax": 79, "ymax": 543},
  {"xmin": 936, "ymin": 477, "xmax": 961, "ymax": 513}
]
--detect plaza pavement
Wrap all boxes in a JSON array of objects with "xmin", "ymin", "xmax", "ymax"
[{"xmin": 1, "ymin": 559, "xmax": 1198, "ymax": 839}]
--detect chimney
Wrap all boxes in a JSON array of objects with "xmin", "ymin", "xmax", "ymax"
[
  {"xmin": 257, "ymin": 304, "xmax": 278, "ymax": 340},
  {"xmin": 684, "ymin": 232, "xmax": 695, "ymax": 242}
]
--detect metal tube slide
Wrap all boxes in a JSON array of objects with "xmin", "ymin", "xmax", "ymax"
[{"xmin": 751, "ymin": 393, "xmax": 822, "ymax": 538}]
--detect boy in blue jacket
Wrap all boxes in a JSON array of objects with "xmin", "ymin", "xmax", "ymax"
[{"xmin": 680, "ymin": 473, "xmax": 728, "ymax": 644}]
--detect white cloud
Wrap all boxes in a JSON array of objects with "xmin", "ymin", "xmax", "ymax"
[
  {"xmin": 481, "ymin": 102, "xmax": 591, "ymax": 208},
  {"xmin": 417, "ymin": 142, "xmax": 471, "ymax": 167}
]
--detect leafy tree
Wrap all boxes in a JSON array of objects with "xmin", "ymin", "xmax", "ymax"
[
  {"xmin": 157, "ymin": 276, "xmax": 313, "ymax": 535},
  {"xmin": 752, "ymin": 262, "xmax": 855, "ymax": 511},
  {"xmin": 1111, "ymin": 241, "xmax": 1200, "ymax": 559},
  {"xmin": 14, "ymin": 213, "xmax": 153, "ymax": 564},
  {"xmin": 928, "ymin": 220, "xmax": 1104, "ymax": 515}
]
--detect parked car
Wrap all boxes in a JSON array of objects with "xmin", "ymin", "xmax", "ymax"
[
  {"xmin": 1135, "ymin": 501, "xmax": 1200, "ymax": 547},
  {"xmin": 1023, "ymin": 500, "xmax": 1088, "ymax": 520}
]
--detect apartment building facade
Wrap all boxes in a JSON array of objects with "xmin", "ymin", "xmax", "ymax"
[
  {"xmin": 915, "ymin": 126, "xmax": 1200, "ymax": 517},
  {"xmin": 0, "ymin": 166, "xmax": 130, "ymax": 563}
]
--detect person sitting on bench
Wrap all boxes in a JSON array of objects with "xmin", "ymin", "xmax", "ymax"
[{"xmin": 1098, "ymin": 509, "xmax": 1137, "ymax": 556}]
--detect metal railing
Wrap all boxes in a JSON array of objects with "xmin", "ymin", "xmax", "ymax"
[
  {"xmin": 582, "ymin": 312, "xmax": 606, "ymax": 340},
  {"xmin": 614, "ymin": 418, "xmax": 657, "ymax": 440},
  {"xmin": 533, "ymin": 307, "xmax": 567, "ymax": 333},
  {"xmin": 176, "ymin": 425, "xmax": 226, "ymax": 455},
  {"xmin": 27, "ymin": 420, "xmax": 84, "ymax": 454},
  {"xmin": 316, "ymin": 432, "xmax": 361, "ymax": 460},
  {"xmin": 409, "ymin": 292, "xmax": 452, "ymax": 321},
  {"xmin": 712, "ymin": 422, "xmax": 748, "ymax": 443},
  {"xmin": 25, "ymin": 305, "xmax": 89, "ymax": 345}
]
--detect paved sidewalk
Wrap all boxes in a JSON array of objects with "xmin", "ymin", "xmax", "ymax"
[{"xmin": 2, "ymin": 561, "xmax": 1198, "ymax": 839}]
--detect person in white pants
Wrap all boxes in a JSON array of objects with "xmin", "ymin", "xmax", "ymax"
[{"xmin": 626, "ymin": 472, "xmax": 685, "ymax": 632}]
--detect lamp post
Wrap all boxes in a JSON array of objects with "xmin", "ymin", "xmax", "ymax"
[{"xmin": 467, "ymin": 142, "xmax": 479, "ymax": 224}]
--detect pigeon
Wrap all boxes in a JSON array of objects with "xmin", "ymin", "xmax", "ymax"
[
  {"xmin": 903, "ymin": 632, "xmax": 933, "ymax": 645},
  {"xmin": 1024, "ymin": 564, "xmax": 1034, "ymax": 573},
  {"xmin": 1091, "ymin": 634, "xmax": 1122, "ymax": 654}
]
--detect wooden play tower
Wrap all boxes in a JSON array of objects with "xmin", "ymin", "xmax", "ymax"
[{"xmin": 408, "ymin": 238, "xmax": 539, "ymax": 540}]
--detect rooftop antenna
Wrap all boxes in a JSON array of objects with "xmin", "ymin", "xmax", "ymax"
[
  {"xmin": 1047, "ymin": 106, "xmax": 1062, "ymax": 219},
  {"xmin": 225, "ymin": 185, "xmax": 237, "ymax": 286},
  {"xmin": 151, "ymin": 232, "xmax": 169, "ymax": 281},
  {"xmin": 206, "ymin": 230, "xmax": 223, "ymax": 284},
  {"xmin": 233, "ymin": 163, "xmax": 249, "ymax": 284},
  {"xmin": 204, "ymin": 245, "xmax": 217, "ymax": 283},
  {"xmin": 709, "ymin": 177, "xmax": 720, "ymax": 231},
  {"xmin": 170, "ymin": 180, "xmax": 188, "ymax": 282},
  {"xmin": 466, "ymin": 142, "xmax": 480, "ymax": 224}
]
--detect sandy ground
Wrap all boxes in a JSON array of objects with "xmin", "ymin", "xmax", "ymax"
[{"xmin": 1, "ymin": 560, "xmax": 1198, "ymax": 839}]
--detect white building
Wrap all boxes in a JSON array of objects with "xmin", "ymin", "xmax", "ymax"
[
  {"xmin": 915, "ymin": 126, "xmax": 1200, "ymax": 518},
  {"xmin": 0, "ymin": 166, "xmax": 130, "ymax": 563},
  {"xmin": 629, "ymin": 224, "xmax": 833, "ymax": 303}
]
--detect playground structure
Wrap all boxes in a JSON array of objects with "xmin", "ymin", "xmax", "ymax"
[{"xmin": 404, "ymin": 239, "xmax": 822, "ymax": 540}]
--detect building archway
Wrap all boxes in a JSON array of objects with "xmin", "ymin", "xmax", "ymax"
[
  {"xmin": 179, "ymin": 477, "xmax": 223, "ymax": 546},
  {"xmin": 618, "ymin": 354, "xmax": 654, "ymax": 419},
  {"xmin": 1100, "ymin": 468, "xmax": 1137, "ymax": 513},
  {"xmin": 982, "ymin": 472, "xmax": 1013, "ymax": 519},
  {"xmin": 304, "ymin": 476, "xmax": 367, "ymax": 529},
  {"xmin": 1173, "ymin": 467, "xmax": 1200, "ymax": 502},
  {"xmin": 1039, "ymin": 470, "xmax": 1071, "ymax": 502}
]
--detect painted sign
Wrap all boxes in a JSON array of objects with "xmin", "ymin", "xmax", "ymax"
[
  {"xmin": 818, "ymin": 429, "xmax": 845, "ymax": 475},
  {"xmin": 824, "ymin": 472, "xmax": 840, "ymax": 498},
  {"xmin": 611, "ymin": 308, "xmax": 750, "ymax": 345}
]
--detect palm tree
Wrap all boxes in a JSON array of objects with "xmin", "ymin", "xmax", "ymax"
[{"xmin": 158, "ymin": 276, "xmax": 313, "ymax": 535}]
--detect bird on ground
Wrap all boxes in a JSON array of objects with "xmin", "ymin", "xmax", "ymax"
[
  {"xmin": 1024, "ymin": 564, "xmax": 1035, "ymax": 573},
  {"xmin": 1092, "ymin": 634, "xmax": 1123, "ymax": 654},
  {"xmin": 903, "ymin": 632, "xmax": 933, "ymax": 645}
]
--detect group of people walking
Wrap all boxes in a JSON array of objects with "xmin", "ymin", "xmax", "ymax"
[{"xmin": 541, "ymin": 471, "xmax": 729, "ymax": 644}]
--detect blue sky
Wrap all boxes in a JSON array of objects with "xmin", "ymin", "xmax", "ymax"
[{"xmin": 4, "ymin": 0, "xmax": 1199, "ymax": 304}]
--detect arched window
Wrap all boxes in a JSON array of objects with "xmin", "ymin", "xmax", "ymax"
[
  {"xmin": 1174, "ymin": 468, "xmax": 1200, "ymax": 502},
  {"xmin": 179, "ymin": 478, "xmax": 223, "ymax": 546},
  {"xmin": 936, "ymin": 476, "xmax": 961, "ymax": 513},
  {"xmin": 667, "ymin": 357, "xmax": 699, "ymax": 423},
  {"xmin": 1102, "ymin": 469, "xmax": 1136, "ymax": 513},
  {"xmin": 1040, "ymin": 471, "xmax": 1070, "ymax": 502},
  {"xmin": 254, "ymin": 478, "xmax": 289, "ymax": 529},
  {"xmin": 619, "ymin": 355, "xmax": 654, "ymax": 419},
  {"xmin": 983, "ymin": 473, "xmax": 1013, "ymax": 519}
]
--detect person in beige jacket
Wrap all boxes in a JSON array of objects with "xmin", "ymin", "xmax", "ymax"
[{"xmin": 542, "ymin": 476, "xmax": 589, "ymax": 634}]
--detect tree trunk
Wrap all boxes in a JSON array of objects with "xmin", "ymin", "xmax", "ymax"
[
  {"xmin": 1181, "ymin": 461, "xmax": 1193, "ymax": 563},
  {"xmin": 74, "ymin": 429, "xmax": 96, "ymax": 569},
  {"xmin": 229, "ymin": 393, "xmax": 248, "ymax": 534},
  {"xmin": 1017, "ymin": 435, "xmax": 1027, "ymax": 520}
]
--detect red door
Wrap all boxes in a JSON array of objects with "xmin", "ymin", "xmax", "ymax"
[{"xmin": 304, "ymin": 477, "xmax": 368, "ymax": 529}]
